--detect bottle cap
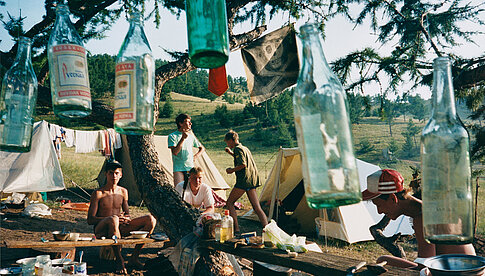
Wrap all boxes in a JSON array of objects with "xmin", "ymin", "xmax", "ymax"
[{"xmin": 224, "ymin": 210, "xmax": 229, "ymax": 215}]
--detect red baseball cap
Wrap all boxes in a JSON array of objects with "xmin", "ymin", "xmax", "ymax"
[{"xmin": 362, "ymin": 169, "xmax": 404, "ymax": 200}]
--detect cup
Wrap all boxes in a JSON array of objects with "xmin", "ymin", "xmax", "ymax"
[
  {"xmin": 21, "ymin": 258, "xmax": 36, "ymax": 276},
  {"xmin": 62, "ymin": 263, "xmax": 75, "ymax": 275},
  {"xmin": 69, "ymin": 233, "xmax": 80, "ymax": 241},
  {"xmin": 73, "ymin": 262, "xmax": 86, "ymax": 275}
]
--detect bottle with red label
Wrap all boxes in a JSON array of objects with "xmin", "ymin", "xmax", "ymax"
[
  {"xmin": 114, "ymin": 11, "xmax": 155, "ymax": 135},
  {"xmin": 47, "ymin": 4, "xmax": 91, "ymax": 119}
]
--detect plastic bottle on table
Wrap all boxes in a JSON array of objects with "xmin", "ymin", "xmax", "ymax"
[{"xmin": 220, "ymin": 210, "xmax": 233, "ymax": 243}]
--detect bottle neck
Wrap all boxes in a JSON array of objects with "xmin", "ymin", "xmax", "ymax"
[
  {"xmin": 431, "ymin": 57, "xmax": 457, "ymax": 120},
  {"xmin": 14, "ymin": 37, "xmax": 32, "ymax": 66},
  {"xmin": 299, "ymin": 24, "xmax": 333, "ymax": 86}
]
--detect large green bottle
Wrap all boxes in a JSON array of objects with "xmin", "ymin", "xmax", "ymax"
[
  {"xmin": 293, "ymin": 23, "xmax": 361, "ymax": 209},
  {"xmin": 114, "ymin": 12, "xmax": 155, "ymax": 135},
  {"xmin": 185, "ymin": 0, "xmax": 229, "ymax": 69},
  {"xmin": 0, "ymin": 37, "xmax": 38, "ymax": 152},
  {"xmin": 421, "ymin": 56, "xmax": 473, "ymax": 244},
  {"xmin": 47, "ymin": 4, "xmax": 91, "ymax": 119}
]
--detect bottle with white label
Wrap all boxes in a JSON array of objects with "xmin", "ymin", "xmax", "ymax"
[
  {"xmin": 48, "ymin": 4, "xmax": 91, "ymax": 118},
  {"xmin": 293, "ymin": 23, "xmax": 361, "ymax": 209},
  {"xmin": 0, "ymin": 37, "xmax": 38, "ymax": 152},
  {"xmin": 114, "ymin": 11, "xmax": 155, "ymax": 135},
  {"xmin": 421, "ymin": 56, "xmax": 473, "ymax": 244}
]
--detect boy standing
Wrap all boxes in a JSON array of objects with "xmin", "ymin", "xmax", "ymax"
[{"xmin": 224, "ymin": 130, "xmax": 268, "ymax": 233}]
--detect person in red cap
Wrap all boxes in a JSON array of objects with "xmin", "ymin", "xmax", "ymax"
[{"xmin": 362, "ymin": 169, "xmax": 475, "ymax": 269}]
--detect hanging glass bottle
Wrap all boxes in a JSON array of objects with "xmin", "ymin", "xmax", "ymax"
[
  {"xmin": 48, "ymin": 4, "xmax": 91, "ymax": 118},
  {"xmin": 421, "ymin": 56, "xmax": 473, "ymax": 244},
  {"xmin": 293, "ymin": 23, "xmax": 360, "ymax": 209},
  {"xmin": 185, "ymin": 0, "xmax": 229, "ymax": 69},
  {"xmin": 0, "ymin": 37, "xmax": 38, "ymax": 152},
  {"xmin": 114, "ymin": 11, "xmax": 155, "ymax": 135}
]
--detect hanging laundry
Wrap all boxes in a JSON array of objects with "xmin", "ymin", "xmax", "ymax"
[
  {"xmin": 241, "ymin": 24, "xmax": 299, "ymax": 104},
  {"xmin": 108, "ymin": 129, "xmax": 122, "ymax": 149},
  {"xmin": 208, "ymin": 65, "xmax": 229, "ymax": 96},
  {"xmin": 63, "ymin": 128, "xmax": 75, "ymax": 147},
  {"xmin": 75, "ymin": 130, "xmax": 101, "ymax": 153}
]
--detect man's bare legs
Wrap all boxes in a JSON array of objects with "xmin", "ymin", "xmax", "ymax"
[
  {"xmin": 247, "ymin": 188, "xmax": 268, "ymax": 227},
  {"xmin": 226, "ymin": 188, "xmax": 245, "ymax": 232},
  {"xmin": 173, "ymin": 171, "xmax": 185, "ymax": 186},
  {"xmin": 94, "ymin": 216, "xmax": 126, "ymax": 273},
  {"xmin": 95, "ymin": 215, "xmax": 157, "ymax": 272}
]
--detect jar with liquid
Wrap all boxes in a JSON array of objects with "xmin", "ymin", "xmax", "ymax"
[
  {"xmin": 220, "ymin": 210, "xmax": 233, "ymax": 243},
  {"xmin": 293, "ymin": 23, "xmax": 360, "ymax": 209}
]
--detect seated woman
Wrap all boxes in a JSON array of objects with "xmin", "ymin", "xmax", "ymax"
[{"xmin": 175, "ymin": 167, "xmax": 215, "ymax": 214}]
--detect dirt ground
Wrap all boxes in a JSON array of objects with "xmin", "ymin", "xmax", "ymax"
[{"xmin": 0, "ymin": 193, "xmax": 262, "ymax": 276}]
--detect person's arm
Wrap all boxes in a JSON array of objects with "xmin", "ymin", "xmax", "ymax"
[
  {"xmin": 201, "ymin": 185, "xmax": 215, "ymax": 214},
  {"xmin": 226, "ymin": 147, "xmax": 246, "ymax": 174},
  {"xmin": 87, "ymin": 191, "xmax": 102, "ymax": 225},
  {"xmin": 194, "ymin": 145, "xmax": 205, "ymax": 160},
  {"xmin": 120, "ymin": 188, "xmax": 131, "ymax": 225},
  {"xmin": 169, "ymin": 132, "xmax": 188, "ymax": 156},
  {"xmin": 226, "ymin": 164, "xmax": 246, "ymax": 174},
  {"xmin": 225, "ymin": 147, "xmax": 234, "ymax": 156}
]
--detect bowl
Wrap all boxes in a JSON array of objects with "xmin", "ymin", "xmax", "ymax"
[
  {"xmin": 130, "ymin": 231, "xmax": 149, "ymax": 239},
  {"xmin": 51, "ymin": 258, "xmax": 73, "ymax": 267},
  {"xmin": 52, "ymin": 231, "xmax": 70, "ymax": 241},
  {"xmin": 423, "ymin": 254, "xmax": 485, "ymax": 276},
  {"xmin": 68, "ymin": 233, "xmax": 80, "ymax": 241},
  {"xmin": 16, "ymin": 257, "xmax": 36, "ymax": 265}
]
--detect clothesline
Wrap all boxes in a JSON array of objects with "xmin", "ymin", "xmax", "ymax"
[{"xmin": 47, "ymin": 122, "xmax": 122, "ymax": 159}]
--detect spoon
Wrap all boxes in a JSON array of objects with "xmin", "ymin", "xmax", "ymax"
[
  {"xmin": 79, "ymin": 251, "xmax": 83, "ymax": 264},
  {"xmin": 60, "ymin": 253, "xmax": 69, "ymax": 264}
]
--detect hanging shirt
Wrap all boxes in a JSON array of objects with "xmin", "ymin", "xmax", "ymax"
[{"xmin": 175, "ymin": 182, "xmax": 214, "ymax": 209}]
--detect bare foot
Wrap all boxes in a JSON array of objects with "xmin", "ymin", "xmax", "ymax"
[{"xmin": 115, "ymin": 260, "xmax": 127, "ymax": 274}]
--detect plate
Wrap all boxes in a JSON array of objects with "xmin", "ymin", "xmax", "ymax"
[
  {"xmin": 151, "ymin": 233, "xmax": 169, "ymax": 241},
  {"xmin": 16, "ymin": 257, "xmax": 36, "ymax": 265},
  {"xmin": 77, "ymin": 237, "xmax": 92, "ymax": 241},
  {"xmin": 0, "ymin": 267, "xmax": 22, "ymax": 275}
]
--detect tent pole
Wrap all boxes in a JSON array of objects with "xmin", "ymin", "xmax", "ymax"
[{"xmin": 268, "ymin": 147, "xmax": 283, "ymax": 221}]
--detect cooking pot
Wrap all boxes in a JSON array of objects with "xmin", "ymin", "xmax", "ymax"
[
  {"xmin": 0, "ymin": 267, "xmax": 22, "ymax": 276},
  {"xmin": 421, "ymin": 254, "xmax": 485, "ymax": 276}
]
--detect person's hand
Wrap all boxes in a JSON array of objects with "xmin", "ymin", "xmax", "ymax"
[
  {"xmin": 225, "ymin": 147, "xmax": 232, "ymax": 154},
  {"xmin": 119, "ymin": 213, "xmax": 131, "ymax": 225},
  {"xmin": 226, "ymin": 168, "xmax": 234, "ymax": 174},
  {"xmin": 181, "ymin": 130, "xmax": 189, "ymax": 140}
]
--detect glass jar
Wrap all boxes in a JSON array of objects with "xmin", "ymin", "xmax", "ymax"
[
  {"xmin": 114, "ymin": 11, "xmax": 155, "ymax": 135},
  {"xmin": 185, "ymin": 0, "xmax": 229, "ymax": 68},
  {"xmin": 35, "ymin": 255, "xmax": 51, "ymax": 276},
  {"xmin": 421, "ymin": 56, "xmax": 473, "ymax": 244},
  {"xmin": 0, "ymin": 36, "xmax": 38, "ymax": 152},
  {"xmin": 48, "ymin": 4, "xmax": 91, "ymax": 118},
  {"xmin": 293, "ymin": 23, "xmax": 361, "ymax": 209}
]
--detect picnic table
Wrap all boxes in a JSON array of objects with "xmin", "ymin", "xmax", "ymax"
[
  {"xmin": 4, "ymin": 237, "xmax": 169, "ymax": 249},
  {"xmin": 199, "ymin": 239, "xmax": 420, "ymax": 276}
]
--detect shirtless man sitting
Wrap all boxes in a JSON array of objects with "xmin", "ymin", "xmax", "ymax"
[{"xmin": 87, "ymin": 160, "xmax": 157, "ymax": 274}]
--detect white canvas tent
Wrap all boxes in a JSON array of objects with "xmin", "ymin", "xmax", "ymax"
[
  {"xmin": 98, "ymin": 135, "xmax": 230, "ymax": 204},
  {"xmin": 0, "ymin": 121, "xmax": 65, "ymax": 193},
  {"xmin": 243, "ymin": 147, "xmax": 414, "ymax": 244}
]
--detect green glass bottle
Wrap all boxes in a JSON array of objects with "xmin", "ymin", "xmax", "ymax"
[
  {"xmin": 48, "ymin": 4, "xmax": 91, "ymax": 119},
  {"xmin": 185, "ymin": 0, "xmax": 229, "ymax": 69},
  {"xmin": 0, "ymin": 37, "xmax": 38, "ymax": 152},
  {"xmin": 114, "ymin": 11, "xmax": 155, "ymax": 135},
  {"xmin": 421, "ymin": 56, "xmax": 473, "ymax": 244},
  {"xmin": 293, "ymin": 23, "xmax": 361, "ymax": 209}
]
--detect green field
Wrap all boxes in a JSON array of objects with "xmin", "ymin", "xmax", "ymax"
[{"xmin": 54, "ymin": 92, "xmax": 485, "ymax": 239}]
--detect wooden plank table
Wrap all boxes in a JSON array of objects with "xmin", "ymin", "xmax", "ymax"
[
  {"xmin": 5, "ymin": 238, "xmax": 169, "ymax": 249},
  {"xmin": 199, "ymin": 239, "xmax": 420, "ymax": 276}
]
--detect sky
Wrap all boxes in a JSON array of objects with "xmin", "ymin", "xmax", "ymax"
[{"xmin": 1, "ymin": 0, "xmax": 484, "ymax": 100}]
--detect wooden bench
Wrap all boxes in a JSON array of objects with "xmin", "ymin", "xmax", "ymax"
[
  {"xmin": 199, "ymin": 239, "xmax": 420, "ymax": 276},
  {"xmin": 4, "ymin": 238, "xmax": 168, "ymax": 249}
]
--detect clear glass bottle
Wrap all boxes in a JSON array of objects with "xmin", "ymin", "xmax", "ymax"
[
  {"xmin": 293, "ymin": 23, "xmax": 361, "ymax": 209},
  {"xmin": 48, "ymin": 4, "xmax": 91, "ymax": 118},
  {"xmin": 0, "ymin": 37, "xmax": 38, "ymax": 152},
  {"xmin": 35, "ymin": 255, "xmax": 51, "ymax": 276},
  {"xmin": 185, "ymin": 0, "xmax": 229, "ymax": 69},
  {"xmin": 421, "ymin": 56, "xmax": 473, "ymax": 244},
  {"xmin": 114, "ymin": 11, "xmax": 155, "ymax": 135},
  {"xmin": 220, "ymin": 210, "xmax": 233, "ymax": 243}
]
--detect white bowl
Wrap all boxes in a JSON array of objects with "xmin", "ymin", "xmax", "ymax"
[
  {"xmin": 130, "ymin": 231, "xmax": 149, "ymax": 239},
  {"xmin": 51, "ymin": 258, "xmax": 73, "ymax": 266},
  {"xmin": 16, "ymin": 257, "xmax": 36, "ymax": 265}
]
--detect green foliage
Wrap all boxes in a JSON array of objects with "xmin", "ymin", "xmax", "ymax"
[
  {"xmin": 347, "ymin": 92, "xmax": 369, "ymax": 124},
  {"xmin": 401, "ymin": 135, "xmax": 415, "ymax": 157},
  {"xmin": 159, "ymin": 97, "xmax": 174, "ymax": 118},
  {"xmin": 388, "ymin": 139, "xmax": 399, "ymax": 155},
  {"xmin": 87, "ymin": 54, "xmax": 116, "ymax": 99},
  {"xmin": 357, "ymin": 139, "xmax": 375, "ymax": 154}
]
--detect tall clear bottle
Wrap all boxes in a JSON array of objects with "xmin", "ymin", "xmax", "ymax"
[
  {"xmin": 114, "ymin": 12, "xmax": 155, "ymax": 135},
  {"xmin": 293, "ymin": 23, "xmax": 360, "ymax": 209},
  {"xmin": 421, "ymin": 56, "xmax": 473, "ymax": 244},
  {"xmin": 48, "ymin": 4, "xmax": 91, "ymax": 119},
  {"xmin": 185, "ymin": 0, "xmax": 229, "ymax": 69},
  {"xmin": 0, "ymin": 37, "xmax": 38, "ymax": 152}
]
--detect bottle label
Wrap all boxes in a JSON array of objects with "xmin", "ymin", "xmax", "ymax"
[
  {"xmin": 114, "ymin": 62, "xmax": 136, "ymax": 123},
  {"xmin": 51, "ymin": 44, "xmax": 91, "ymax": 99}
]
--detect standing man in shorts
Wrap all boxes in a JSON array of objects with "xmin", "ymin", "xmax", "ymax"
[
  {"xmin": 224, "ymin": 130, "xmax": 268, "ymax": 233},
  {"xmin": 168, "ymin": 113, "xmax": 205, "ymax": 186}
]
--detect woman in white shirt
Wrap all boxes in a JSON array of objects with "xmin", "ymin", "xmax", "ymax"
[{"xmin": 175, "ymin": 167, "xmax": 215, "ymax": 214}]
